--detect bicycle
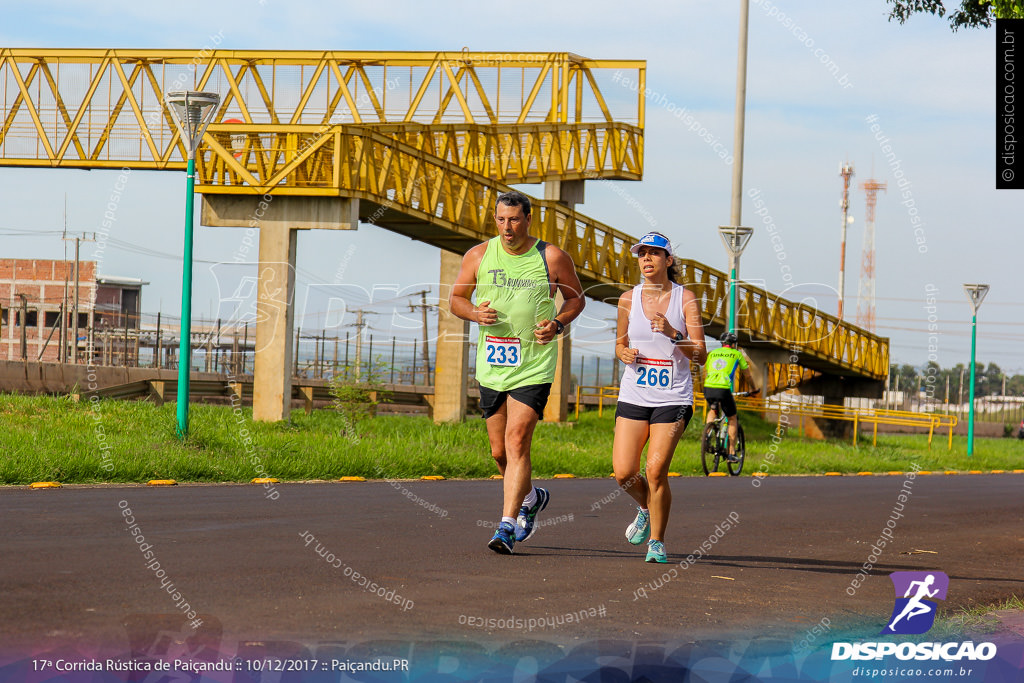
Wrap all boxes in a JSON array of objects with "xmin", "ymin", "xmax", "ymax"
[{"xmin": 700, "ymin": 391, "xmax": 753, "ymax": 476}]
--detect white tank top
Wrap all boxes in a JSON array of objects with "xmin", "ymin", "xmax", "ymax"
[{"xmin": 617, "ymin": 283, "xmax": 694, "ymax": 408}]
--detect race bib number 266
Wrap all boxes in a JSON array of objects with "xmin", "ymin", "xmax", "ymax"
[{"xmin": 635, "ymin": 357, "xmax": 673, "ymax": 389}]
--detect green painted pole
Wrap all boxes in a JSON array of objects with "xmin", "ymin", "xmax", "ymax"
[
  {"xmin": 967, "ymin": 312, "xmax": 978, "ymax": 456},
  {"xmin": 729, "ymin": 263, "xmax": 738, "ymax": 334},
  {"xmin": 176, "ymin": 157, "xmax": 196, "ymax": 439}
]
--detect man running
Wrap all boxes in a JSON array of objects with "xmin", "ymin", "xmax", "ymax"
[
  {"xmin": 703, "ymin": 333, "xmax": 757, "ymax": 461},
  {"xmin": 449, "ymin": 190, "xmax": 585, "ymax": 554}
]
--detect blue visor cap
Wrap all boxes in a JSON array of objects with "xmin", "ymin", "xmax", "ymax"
[{"xmin": 630, "ymin": 232, "xmax": 673, "ymax": 257}]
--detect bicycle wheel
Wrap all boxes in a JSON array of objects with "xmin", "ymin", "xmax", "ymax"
[
  {"xmin": 701, "ymin": 422, "xmax": 720, "ymax": 475},
  {"xmin": 728, "ymin": 425, "xmax": 745, "ymax": 476}
]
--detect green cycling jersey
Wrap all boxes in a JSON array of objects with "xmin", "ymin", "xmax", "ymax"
[{"xmin": 703, "ymin": 346, "xmax": 748, "ymax": 391}]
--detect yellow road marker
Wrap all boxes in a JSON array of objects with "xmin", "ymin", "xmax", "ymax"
[
  {"xmin": 147, "ymin": 479, "xmax": 177, "ymax": 486},
  {"xmin": 553, "ymin": 473, "xmax": 576, "ymax": 479},
  {"xmin": 252, "ymin": 477, "xmax": 279, "ymax": 484},
  {"xmin": 339, "ymin": 476, "xmax": 366, "ymax": 482},
  {"xmin": 421, "ymin": 475, "xmax": 445, "ymax": 481},
  {"xmin": 30, "ymin": 481, "xmax": 61, "ymax": 488}
]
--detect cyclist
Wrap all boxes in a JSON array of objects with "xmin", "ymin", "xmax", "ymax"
[
  {"xmin": 702, "ymin": 333, "xmax": 757, "ymax": 462},
  {"xmin": 613, "ymin": 231, "xmax": 706, "ymax": 563}
]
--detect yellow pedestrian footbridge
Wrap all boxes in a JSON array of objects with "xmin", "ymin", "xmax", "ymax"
[{"xmin": 0, "ymin": 49, "xmax": 888, "ymax": 409}]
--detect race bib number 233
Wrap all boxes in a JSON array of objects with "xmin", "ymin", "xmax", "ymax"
[{"xmin": 485, "ymin": 336, "xmax": 521, "ymax": 367}]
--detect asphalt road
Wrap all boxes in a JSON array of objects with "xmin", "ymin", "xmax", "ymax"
[{"xmin": 2, "ymin": 474, "xmax": 1022, "ymax": 661}]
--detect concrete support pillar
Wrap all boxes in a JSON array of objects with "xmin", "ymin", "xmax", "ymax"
[
  {"xmin": 543, "ymin": 180, "xmax": 584, "ymax": 424},
  {"xmin": 544, "ymin": 179, "xmax": 585, "ymax": 207},
  {"xmin": 253, "ymin": 222, "xmax": 298, "ymax": 422},
  {"xmin": 795, "ymin": 375, "xmax": 884, "ymax": 440},
  {"xmin": 543, "ymin": 308, "xmax": 571, "ymax": 423},
  {"xmin": 744, "ymin": 348, "xmax": 792, "ymax": 396},
  {"xmin": 201, "ymin": 194, "xmax": 357, "ymax": 423},
  {"xmin": 433, "ymin": 249, "xmax": 469, "ymax": 423},
  {"xmin": 793, "ymin": 388, "xmax": 850, "ymax": 440}
]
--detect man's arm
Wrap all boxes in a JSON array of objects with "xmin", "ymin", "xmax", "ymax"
[
  {"xmin": 738, "ymin": 352, "xmax": 759, "ymax": 394},
  {"xmin": 614, "ymin": 290, "xmax": 638, "ymax": 364},
  {"xmin": 449, "ymin": 243, "xmax": 497, "ymax": 325},
  {"xmin": 535, "ymin": 245, "xmax": 585, "ymax": 344}
]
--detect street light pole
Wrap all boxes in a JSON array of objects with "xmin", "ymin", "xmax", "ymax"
[
  {"xmin": 729, "ymin": 0, "xmax": 750, "ymax": 230},
  {"xmin": 718, "ymin": 226, "xmax": 754, "ymax": 335},
  {"xmin": 165, "ymin": 91, "xmax": 221, "ymax": 439},
  {"xmin": 963, "ymin": 284, "xmax": 989, "ymax": 457},
  {"xmin": 720, "ymin": 0, "xmax": 752, "ymax": 339}
]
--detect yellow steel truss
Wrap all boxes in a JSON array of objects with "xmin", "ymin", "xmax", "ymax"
[
  {"xmin": 0, "ymin": 49, "xmax": 644, "ymax": 181},
  {"xmin": 0, "ymin": 48, "xmax": 888, "ymax": 382},
  {"xmin": 196, "ymin": 122, "xmax": 642, "ymax": 185},
  {"xmin": 192, "ymin": 125, "xmax": 888, "ymax": 380}
]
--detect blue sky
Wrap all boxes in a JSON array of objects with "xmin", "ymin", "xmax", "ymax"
[{"xmin": 1, "ymin": 0, "xmax": 1019, "ymax": 375}]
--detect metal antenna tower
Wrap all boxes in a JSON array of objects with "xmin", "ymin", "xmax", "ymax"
[
  {"xmin": 856, "ymin": 179, "xmax": 887, "ymax": 331},
  {"xmin": 837, "ymin": 162, "xmax": 854, "ymax": 319}
]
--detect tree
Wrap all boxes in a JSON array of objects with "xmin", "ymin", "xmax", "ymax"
[
  {"xmin": 887, "ymin": 1, "xmax": 1024, "ymax": 31},
  {"xmin": 888, "ymin": 363, "xmax": 919, "ymax": 393}
]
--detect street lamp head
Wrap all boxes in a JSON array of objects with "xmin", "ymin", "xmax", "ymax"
[
  {"xmin": 717, "ymin": 225, "xmax": 754, "ymax": 258},
  {"xmin": 164, "ymin": 91, "xmax": 221, "ymax": 159},
  {"xmin": 963, "ymin": 283, "xmax": 990, "ymax": 315}
]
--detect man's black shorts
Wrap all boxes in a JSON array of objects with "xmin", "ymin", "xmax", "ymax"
[
  {"xmin": 703, "ymin": 387, "xmax": 737, "ymax": 418},
  {"xmin": 478, "ymin": 383, "xmax": 552, "ymax": 419},
  {"xmin": 615, "ymin": 402, "xmax": 694, "ymax": 427}
]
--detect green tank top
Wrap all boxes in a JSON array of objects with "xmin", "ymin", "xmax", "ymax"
[
  {"xmin": 474, "ymin": 237, "xmax": 557, "ymax": 391},
  {"xmin": 703, "ymin": 347, "xmax": 748, "ymax": 390}
]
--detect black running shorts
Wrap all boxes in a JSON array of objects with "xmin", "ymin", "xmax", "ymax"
[
  {"xmin": 615, "ymin": 401, "xmax": 694, "ymax": 428},
  {"xmin": 703, "ymin": 387, "xmax": 738, "ymax": 418},
  {"xmin": 478, "ymin": 383, "xmax": 552, "ymax": 420}
]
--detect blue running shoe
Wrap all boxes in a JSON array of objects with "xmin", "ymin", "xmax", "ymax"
[
  {"xmin": 488, "ymin": 521, "xmax": 516, "ymax": 555},
  {"xmin": 646, "ymin": 539, "xmax": 667, "ymax": 563},
  {"xmin": 625, "ymin": 507, "xmax": 651, "ymax": 545},
  {"xmin": 515, "ymin": 487, "xmax": 550, "ymax": 542}
]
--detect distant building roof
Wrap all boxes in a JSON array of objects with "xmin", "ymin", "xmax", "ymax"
[{"xmin": 97, "ymin": 275, "xmax": 149, "ymax": 287}]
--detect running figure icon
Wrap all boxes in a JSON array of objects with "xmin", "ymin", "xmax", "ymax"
[
  {"xmin": 881, "ymin": 571, "xmax": 949, "ymax": 635},
  {"xmin": 887, "ymin": 574, "xmax": 939, "ymax": 631}
]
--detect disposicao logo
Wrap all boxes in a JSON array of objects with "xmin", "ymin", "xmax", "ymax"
[
  {"xmin": 831, "ymin": 570, "xmax": 997, "ymax": 663},
  {"xmin": 881, "ymin": 571, "xmax": 948, "ymax": 635}
]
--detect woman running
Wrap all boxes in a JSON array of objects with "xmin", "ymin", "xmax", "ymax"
[{"xmin": 613, "ymin": 231, "xmax": 706, "ymax": 562}]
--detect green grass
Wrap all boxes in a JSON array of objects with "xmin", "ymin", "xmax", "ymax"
[
  {"xmin": 927, "ymin": 594, "xmax": 1024, "ymax": 640},
  {"xmin": 1, "ymin": 393, "xmax": 1022, "ymax": 485}
]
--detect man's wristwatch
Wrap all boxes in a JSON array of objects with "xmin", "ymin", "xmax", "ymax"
[
  {"xmin": 554, "ymin": 319, "xmax": 566, "ymax": 335},
  {"xmin": 673, "ymin": 331, "xmax": 686, "ymax": 343}
]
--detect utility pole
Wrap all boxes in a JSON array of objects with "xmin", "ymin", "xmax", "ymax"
[
  {"xmin": 408, "ymin": 289, "xmax": 433, "ymax": 384},
  {"xmin": 60, "ymin": 268, "xmax": 68, "ymax": 363},
  {"xmin": 347, "ymin": 309, "xmax": 374, "ymax": 381},
  {"xmin": 837, "ymin": 162, "xmax": 854, "ymax": 319},
  {"xmin": 958, "ymin": 366, "xmax": 965, "ymax": 409},
  {"xmin": 17, "ymin": 293, "xmax": 28, "ymax": 360},
  {"xmin": 62, "ymin": 231, "xmax": 96, "ymax": 364}
]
